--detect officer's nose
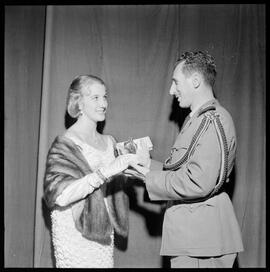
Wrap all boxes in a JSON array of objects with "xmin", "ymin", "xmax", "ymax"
[
  {"xmin": 99, "ymin": 98, "xmax": 108, "ymax": 108},
  {"xmin": 169, "ymin": 83, "xmax": 176, "ymax": 96}
]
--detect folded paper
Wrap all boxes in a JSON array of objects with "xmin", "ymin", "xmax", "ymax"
[{"xmin": 116, "ymin": 136, "xmax": 153, "ymax": 155}]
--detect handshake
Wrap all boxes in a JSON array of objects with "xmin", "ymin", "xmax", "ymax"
[
  {"xmin": 117, "ymin": 137, "xmax": 152, "ymax": 180},
  {"xmin": 98, "ymin": 137, "xmax": 152, "ymax": 182}
]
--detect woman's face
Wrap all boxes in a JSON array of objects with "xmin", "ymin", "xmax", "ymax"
[{"xmin": 79, "ymin": 82, "xmax": 108, "ymax": 123}]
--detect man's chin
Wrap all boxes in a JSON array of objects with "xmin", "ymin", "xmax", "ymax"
[
  {"xmin": 178, "ymin": 99, "xmax": 190, "ymax": 108},
  {"xmin": 96, "ymin": 115, "xmax": 106, "ymax": 122},
  {"xmin": 179, "ymin": 101, "xmax": 186, "ymax": 108}
]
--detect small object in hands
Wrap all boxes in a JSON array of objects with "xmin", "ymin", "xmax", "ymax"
[
  {"xmin": 116, "ymin": 136, "xmax": 153, "ymax": 155},
  {"xmin": 123, "ymin": 138, "xmax": 137, "ymax": 154}
]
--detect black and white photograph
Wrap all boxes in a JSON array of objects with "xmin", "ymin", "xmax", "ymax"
[{"xmin": 4, "ymin": 4, "xmax": 266, "ymax": 268}]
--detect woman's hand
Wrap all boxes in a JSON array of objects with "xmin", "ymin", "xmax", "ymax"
[{"xmin": 99, "ymin": 154, "xmax": 141, "ymax": 179}]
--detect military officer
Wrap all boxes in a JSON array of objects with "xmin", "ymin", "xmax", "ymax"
[{"xmin": 131, "ymin": 51, "xmax": 244, "ymax": 268}]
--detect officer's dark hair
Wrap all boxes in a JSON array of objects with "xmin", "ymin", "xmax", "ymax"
[{"xmin": 175, "ymin": 51, "xmax": 217, "ymax": 88}]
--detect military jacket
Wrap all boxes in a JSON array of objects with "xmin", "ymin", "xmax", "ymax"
[{"xmin": 145, "ymin": 99, "xmax": 244, "ymax": 256}]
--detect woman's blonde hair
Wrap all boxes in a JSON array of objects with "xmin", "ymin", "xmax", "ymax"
[{"xmin": 66, "ymin": 75, "xmax": 106, "ymax": 118}]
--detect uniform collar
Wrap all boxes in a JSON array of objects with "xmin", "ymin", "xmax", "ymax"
[{"xmin": 189, "ymin": 98, "xmax": 218, "ymax": 118}]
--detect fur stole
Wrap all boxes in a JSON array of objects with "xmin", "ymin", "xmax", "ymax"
[{"xmin": 43, "ymin": 135, "xmax": 129, "ymax": 245}]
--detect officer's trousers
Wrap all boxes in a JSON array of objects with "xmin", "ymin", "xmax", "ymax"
[{"xmin": 170, "ymin": 253, "xmax": 237, "ymax": 268}]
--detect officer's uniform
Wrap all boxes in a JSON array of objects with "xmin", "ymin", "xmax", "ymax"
[{"xmin": 145, "ymin": 99, "xmax": 244, "ymax": 268}]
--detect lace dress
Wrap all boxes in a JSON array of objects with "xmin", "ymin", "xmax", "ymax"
[{"xmin": 51, "ymin": 136, "xmax": 115, "ymax": 268}]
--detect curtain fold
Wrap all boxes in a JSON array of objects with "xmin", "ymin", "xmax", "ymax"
[
  {"xmin": 4, "ymin": 6, "xmax": 46, "ymax": 267},
  {"xmin": 5, "ymin": 4, "xmax": 265, "ymax": 268},
  {"xmin": 34, "ymin": 6, "xmax": 54, "ymax": 267}
]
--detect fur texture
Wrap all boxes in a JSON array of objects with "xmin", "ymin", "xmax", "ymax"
[{"xmin": 44, "ymin": 135, "xmax": 129, "ymax": 245}]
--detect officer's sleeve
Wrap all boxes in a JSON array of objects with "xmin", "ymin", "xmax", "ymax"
[
  {"xmin": 150, "ymin": 159, "xmax": 164, "ymax": 170},
  {"xmin": 145, "ymin": 121, "xmax": 221, "ymax": 201}
]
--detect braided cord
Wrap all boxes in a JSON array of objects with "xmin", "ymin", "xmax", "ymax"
[
  {"xmin": 227, "ymin": 140, "xmax": 236, "ymax": 176},
  {"xmin": 163, "ymin": 110, "xmax": 230, "ymax": 203},
  {"xmin": 208, "ymin": 113, "xmax": 229, "ymax": 197},
  {"xmin": 163, "ymin": 115, "xmax": 211, "ymax": 170},
  {"xmin": 187, "ymin": 117, "xmax": 212, "ymax": 161}
]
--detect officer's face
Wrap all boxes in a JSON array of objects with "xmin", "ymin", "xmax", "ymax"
[{"xmin": 169, "ymin": 62, "xmax": 194, "ymax": 108}]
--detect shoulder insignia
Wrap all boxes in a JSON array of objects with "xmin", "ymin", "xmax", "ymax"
[{"xmin": 198, "ymin": 105, "xmax": 216, "ymax": 116}]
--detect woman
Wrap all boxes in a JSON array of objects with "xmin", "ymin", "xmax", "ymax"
[{"xmin": 43, "ymin": 75, "xmax": 145, "ymax": 268}]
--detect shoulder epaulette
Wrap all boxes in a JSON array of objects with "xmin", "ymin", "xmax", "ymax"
[{"xmin": 198, "ymin": 105, "xmax": 216, "ymax": 116}]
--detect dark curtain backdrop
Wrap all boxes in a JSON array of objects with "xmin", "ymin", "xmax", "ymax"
[{"xmin": 4, "ymin": 4, "xmax": 265, "ymax": 268}]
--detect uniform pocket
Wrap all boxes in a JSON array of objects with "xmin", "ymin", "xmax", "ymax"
[
  {"xmin": 187, "ymin": 203, "xmax": 221, "ymax": 248},
  {"xmin": 168, "ymin": 203, "xmax": 221, "ymax": 248}
]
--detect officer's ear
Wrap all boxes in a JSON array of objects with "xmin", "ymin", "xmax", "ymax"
[{"xmin": 191, "ymin": 72, "xmax": 202, "ymax": 89}]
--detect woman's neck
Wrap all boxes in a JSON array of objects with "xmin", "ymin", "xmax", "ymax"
[{"xmin": 71, "ymin": 116, "xmax": 99, "ymax": 140}]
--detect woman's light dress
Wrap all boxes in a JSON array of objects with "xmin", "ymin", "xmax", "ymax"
[{"xmin": 51, "ymin": 136, "xmax": 115, "ymax": 268}]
